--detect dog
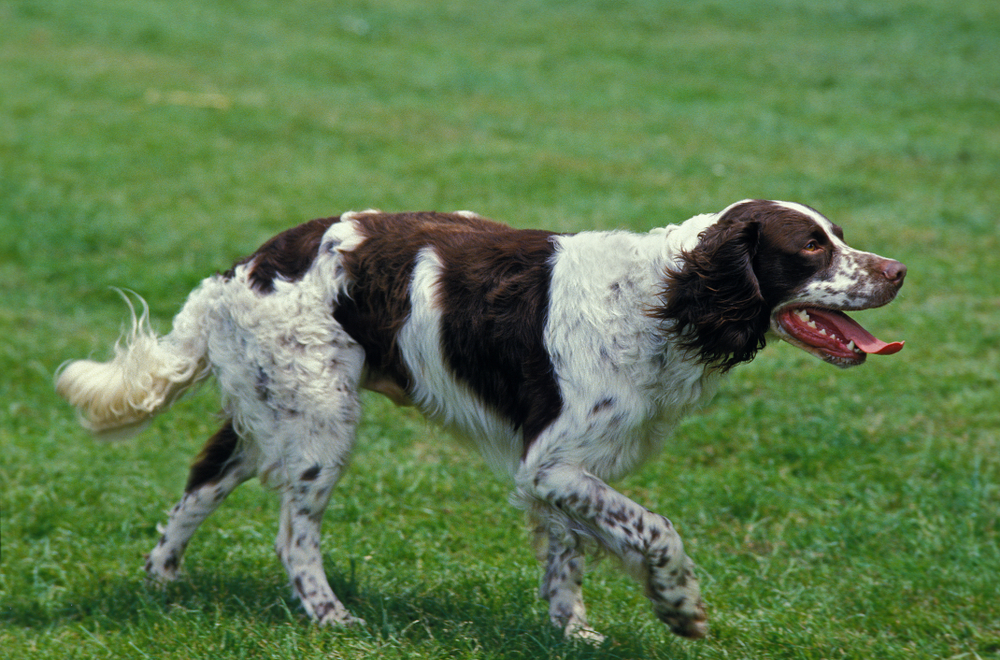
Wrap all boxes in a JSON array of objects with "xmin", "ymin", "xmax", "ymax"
[{"xmin": 56, "ymin": 199, "xmax": 906, "ymax": 640}]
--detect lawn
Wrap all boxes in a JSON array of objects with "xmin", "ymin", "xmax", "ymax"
[{"xmin": 2, "ymin": 0, "xmax": 998, "ymax": 658}]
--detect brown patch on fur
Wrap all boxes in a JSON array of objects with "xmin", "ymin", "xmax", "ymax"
[
  {"xmin": 228, "ymin": 217, "xmax": 339, "ymax": 293},
  {"xmin": 334, "ymin": 212, "xmax": 564, "ymax": 449},
  {"xmin": 185, "ymin": 421, "xmax": 241, "ymax": 492},
  {"xmin": 332, "ymin": 212, "xmax": 439, "ymax": 391},
  {"xmin": 436, "ymin": 226, "xmax": 564, "ymax": 450}
]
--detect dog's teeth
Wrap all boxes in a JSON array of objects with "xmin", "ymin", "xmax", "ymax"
[
  {"xmin": 847, "ymin": 340, "xmax": 859, "ymax": 353},
  {"xmin": 795, "ymin": 309, "xmax": 811, "ymax": 323},
  {"xmin": 818, "ymin": 328, "xmax": 827, "ymax": 336}
]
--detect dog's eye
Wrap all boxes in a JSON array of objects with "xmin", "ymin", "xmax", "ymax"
[{"xmin": 803, "ymin": 240, "xmax": 822, "ymax": 252}]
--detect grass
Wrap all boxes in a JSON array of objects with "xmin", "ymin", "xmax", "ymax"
[{"xmin": 2, "ymin": 0, "xmax": 999, "ymax": 657}]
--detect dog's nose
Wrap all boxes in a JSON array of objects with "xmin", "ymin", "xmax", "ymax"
[{"xmin": 882, "ymin": 259, "xmax": 907, "ymax": 285}]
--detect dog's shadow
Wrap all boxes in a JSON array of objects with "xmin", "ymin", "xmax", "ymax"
[{"xmin": 6, "ymin": 567, "xmax": 663, "ymax": 657}]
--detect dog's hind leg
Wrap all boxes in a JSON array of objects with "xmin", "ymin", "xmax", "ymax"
[
  {"xmin": 273, "ymin": 454, "xmax": 364, "ymax": 626},
  {"xmin": 146, "ymin": 421, "xmax": 255, "ymax": 581},
  {"xmin": 267, "ymin": 355, "xmax": 366, "ymax": 626}
]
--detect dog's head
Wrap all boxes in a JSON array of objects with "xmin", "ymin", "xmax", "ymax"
[{"xmin": 659, "ymin": 199, "xmax": 906, "ymax": 370}]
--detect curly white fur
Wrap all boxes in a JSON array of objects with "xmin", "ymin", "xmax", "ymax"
[{"xmin": 55, "ymin": 291, "xmax": 210, "ymax": 436}]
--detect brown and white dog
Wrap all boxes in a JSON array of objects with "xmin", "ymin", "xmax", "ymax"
[{"xmin": 56, "ymin": 199, "xmax": 906, "ymax": 640}]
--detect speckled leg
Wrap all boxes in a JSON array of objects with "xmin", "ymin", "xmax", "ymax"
[
  {"xmin": 146, "ymin": 423, "xmax": 253, "ymax": 581},
  {"xmin": 522, "ymin": 463, "xmax": 708, "ymax": 639},
  {"xmin": 274, "ymin": 462, "xmax": 364, "ymax": 626},
  {"xmin": 536, "ymin": 523, "xmax": 604, "ymax": 643}
]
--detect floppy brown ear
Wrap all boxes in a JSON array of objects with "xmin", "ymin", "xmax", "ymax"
[{"xmin": 654, "ymin": 216, "xmax": 770, "ymax": 371}]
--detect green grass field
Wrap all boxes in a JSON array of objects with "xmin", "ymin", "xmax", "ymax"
[{"xmin": 2, "ymin": 0, "xmax": 998, "ymax": 657}]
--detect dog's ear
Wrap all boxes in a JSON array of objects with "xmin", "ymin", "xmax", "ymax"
[{"xmin": 654, "ymin": 212, "xmax": 770, "ymax": 371}]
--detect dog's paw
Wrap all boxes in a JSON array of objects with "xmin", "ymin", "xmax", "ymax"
[
  {"xmin": 316, "ymin": 606, "xmax": 366, "ymax": 628},
  {"xmin": 143, "ymin": 553, "xmax": 181, "ymax": 584},
  {"xmin": 654, "ymin": 597, "xmax": 708, "ymax": 639},
  {"xmin": 565, "ymin": 622, "xmax": 606, "ymax": 645}
]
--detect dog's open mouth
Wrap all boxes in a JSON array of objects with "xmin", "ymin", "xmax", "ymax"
[{"xmin": 774, "ymin": 306, "xmax": 904, "ymax": 367}]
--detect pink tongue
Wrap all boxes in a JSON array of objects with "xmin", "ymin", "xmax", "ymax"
[{"xmin": 808, "ymin": 309, "xmax": 905, "ymax": 356}]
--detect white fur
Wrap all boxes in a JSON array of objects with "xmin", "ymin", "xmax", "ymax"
[
  {"xmin": 55, "ymin": 291, "xmax": 210, "ymax": 436},
  {"xmin": 397, "ymin": 247, "xmax": 522, "ymax": 475},
  {"xmin": 528, "ymin": 226, "xmax": 721, "ymax": 483},
  {"xmin": 204, "ymin": 225, "xmax": 367, "ymax": 484}
]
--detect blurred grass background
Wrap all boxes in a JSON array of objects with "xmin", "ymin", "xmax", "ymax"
[{"xmin": 1, "ymin": 0, "xmax": 998, "ymax": 658}]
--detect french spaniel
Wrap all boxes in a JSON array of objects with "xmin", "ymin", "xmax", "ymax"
[{"xmin": 57, "ymin": 199, "xmax": 906, "ymax": 640}]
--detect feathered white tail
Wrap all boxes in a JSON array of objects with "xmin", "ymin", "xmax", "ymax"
[{"xmin": 56, "ymin": 290, "xmax": 212, "ymax": 438}]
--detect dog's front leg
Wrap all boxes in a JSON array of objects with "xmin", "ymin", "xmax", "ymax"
[
  {"xmin": 520, "ymin": 463, "xmax": 707, "ymax": 639},
  {"xmin": 529, "ymin": 516, "xmax": 605, "ymax": 643}
]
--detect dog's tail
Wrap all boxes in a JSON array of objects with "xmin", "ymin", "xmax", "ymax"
[{"xmin": 56, "ymin": 288, "xmax": 215, "ymax": 438}]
